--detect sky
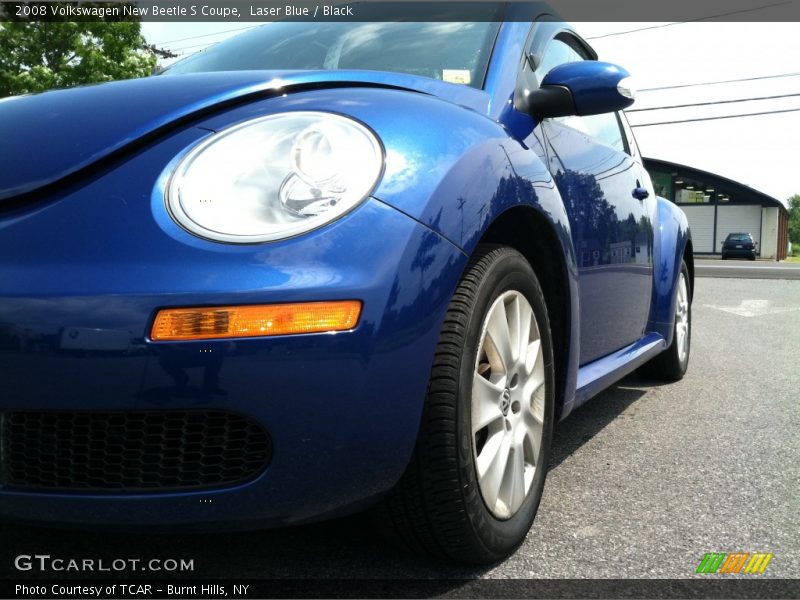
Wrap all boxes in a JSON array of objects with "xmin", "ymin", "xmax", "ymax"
[{"xmin": 140, "ymin": 21, "xmax": 800, "ymax": 204}]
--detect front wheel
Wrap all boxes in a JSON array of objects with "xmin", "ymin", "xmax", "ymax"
[
  {"xmin": 638, "ymin": 260, "xmax": 691, "ymax": 381},
  {"xmin": 376, "ymin": 245, "xmax": 555, "ymax": 563}
]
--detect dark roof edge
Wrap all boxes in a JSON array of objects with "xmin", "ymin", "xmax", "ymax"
[{"xmin": 643, "ymin": 157, "xmax": 788, "ymax": 216}]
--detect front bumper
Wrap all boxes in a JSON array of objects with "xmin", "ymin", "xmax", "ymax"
[{"xmin": 0, "ymin": 126, "xmax": 466, "ymax": 528}]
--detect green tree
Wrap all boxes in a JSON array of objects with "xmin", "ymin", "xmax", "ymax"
[
  {"xmin": 788, "ymin": 194, "xmax": 800, "ymax": 245},
  {"xmin": 0, "ymin": 21, "xmax": 156, "ymax": 97}
]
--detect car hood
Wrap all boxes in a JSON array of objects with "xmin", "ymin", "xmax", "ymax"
[{"xmin": 0, "ymin": 70, "xmax": 489, "ymax": 202}]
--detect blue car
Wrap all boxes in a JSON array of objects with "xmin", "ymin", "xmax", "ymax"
[{"xmin": 0, "ymin": 10, "xmax": 692, "ymax": 563}]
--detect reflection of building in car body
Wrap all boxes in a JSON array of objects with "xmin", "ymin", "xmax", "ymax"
[
  {"xmin": 59, "ymin": 327, "xmax": 133, "ymax": 354},
  {"xmin": 609, "ymin": 232, "xmax": 650, "ymax": 265},
  {"xmin": 645, "ymin": 158, "xmax": 789, "ymax": 260}
]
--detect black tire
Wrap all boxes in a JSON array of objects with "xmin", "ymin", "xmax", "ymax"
[
  {"xmin": 638, "ymin": 260, "xmax": 691, "ymax": 381},
  {"xmin": 375, "ymin": 245, "xmax": 555, "ymax": 564}
]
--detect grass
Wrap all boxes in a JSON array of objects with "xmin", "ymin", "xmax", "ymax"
[{"xmin": 783, "ymin": 256, "xmax": 800, "ymax": 263}]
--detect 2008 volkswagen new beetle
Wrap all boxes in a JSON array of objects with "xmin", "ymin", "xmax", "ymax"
[{"xmin": 0, "ymin": 8, "xmax": 693, "ymax": 563}]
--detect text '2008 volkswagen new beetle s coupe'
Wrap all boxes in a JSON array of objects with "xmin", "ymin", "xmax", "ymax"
[{"xmin": 0, "ymin": 7, "xmax": 693, "ymax": 563}]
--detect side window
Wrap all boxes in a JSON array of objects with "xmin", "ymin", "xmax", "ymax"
[
  {"xmin": 534, "ymin": 37, "xmax": 584, "ymax": 78},
  {"xmin": 581, "ymin": 113, "xmax": 627, "ymax": 153},
  {"xmin": 535, "ymin": 37, "xmax": 628, "ymax": 154},
  {"xmin": 617, "ymin": 111, "xmax": 641, "ymax": 158}
]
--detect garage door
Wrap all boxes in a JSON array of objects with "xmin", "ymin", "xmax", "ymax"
[
  {"xmin": 716, "ymin": 205, "xmax": 761, "ymax": 253},
  {"xmin": 679, "ymin": 205, "xmax": 714, "ymax": 253}
]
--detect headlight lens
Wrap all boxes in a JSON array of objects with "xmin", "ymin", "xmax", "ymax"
[{"xmin": 167, "ymin": 111, "xmax": 383, "ymax": 243}]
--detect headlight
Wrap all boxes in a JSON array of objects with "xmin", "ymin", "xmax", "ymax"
[{"xmin": 167, "ymin": 111, "xmax": 384, "ymax": 243}]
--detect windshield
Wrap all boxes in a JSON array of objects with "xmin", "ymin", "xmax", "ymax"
[
  {"xmin": 163, "ymin": 21, "xmax": 501, "ymax": 89},
  {"xmin": 726, "ymin": 234, "xmax": 752, "ymax": 242}
]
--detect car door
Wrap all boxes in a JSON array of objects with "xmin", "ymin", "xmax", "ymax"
[{"xmin": 528, "ymin": 34, "xmax": 655, "ymax": 365}]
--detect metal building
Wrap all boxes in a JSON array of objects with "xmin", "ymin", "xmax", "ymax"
[{"xmin": 644, "ymin": 158, "xmax": 789, "ymax": 260}]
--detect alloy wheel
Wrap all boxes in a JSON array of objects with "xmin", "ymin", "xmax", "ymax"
[
  {"xmin": 471, "ymin": 290, "xmax": 545, "ymax": 519},
  {"xmin": 675, "ymin": 273, "xmax": 689, "ymax": 363}
]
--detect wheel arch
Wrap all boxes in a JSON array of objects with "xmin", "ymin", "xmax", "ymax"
[
  {"xmin": 648, "ymin": 196, "xmax": 693, "ymax": 344},
  {"xmin": 470, "ymin": 204, "xmax": 579, "ymax": 420},
  {"xmin": 684, "ymin": 238, "xmax": 695, "ymax": 300},
  {"xmin": 368, "ymin": 112, "xmax": 583, "ymax": 418}
]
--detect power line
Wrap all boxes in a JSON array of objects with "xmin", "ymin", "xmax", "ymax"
[
  {"xmin": 168, "ymin": 41, "xmax": 219, "ymax": 52},
  {"xmin": 153, "ymin": 25, "xmax": 259, "ymax": 46},
  {"xmin": 628, "ymin": 92, "xmax": 800, "ymax": 112},
  {"xmin": 586, "ymin": 22, "xmax": 682, "ymax": 39},
  {"xmin": 585, "ymin": 1, "xmax": 791, "ymax": 40},
  {"xmin": 630, "ymin": 107, "xmax": 800, "ymax": 127},
  {"xmin": 639, "ymin": 71, "xmax": 800, "ymax": 92}
]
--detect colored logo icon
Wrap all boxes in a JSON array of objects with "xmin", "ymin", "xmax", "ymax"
[{"xmin": 696, "ymin": 552, "xmax": 773, "ymax": 574}]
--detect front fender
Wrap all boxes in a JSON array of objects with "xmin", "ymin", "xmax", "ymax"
[
  {"xmin": 358, "ymin": 95, "xmax": 581, "ymax": 418},
  {"xmin": 196, "ymin": 87, "xmax": 581, "ymax": 417},
  {"xmin": 648, "ymin": 196, "xmax": 692, "ymax": 344}
]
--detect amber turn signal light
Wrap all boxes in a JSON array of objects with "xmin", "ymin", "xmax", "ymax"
[{"xmin": 151, "ymin": 301, "xmax": 362, "ymax": 341}]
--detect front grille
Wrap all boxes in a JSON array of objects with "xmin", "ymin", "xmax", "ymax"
[{"xmin": 0, "ymin": 411, "xmax": 271, "ymax": 492}]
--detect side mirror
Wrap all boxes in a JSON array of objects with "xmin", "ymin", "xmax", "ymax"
[{"xmin": 526, "ymin": 61, "xmax": 635, "ymax": 119}]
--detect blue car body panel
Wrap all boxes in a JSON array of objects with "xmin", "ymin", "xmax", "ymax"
[
  {"xmin": 0, "ymin": 18, "xmax": 691, "ymax": 527},
  {"xmin": 0, "ymin": 119, "xmax": 467, "ymax": 523},
  {"xmin": 0, "ymin": 70, "xmax": 489, "ymax": 202},
  {"xmin": 647, "ymin": 196, "xmax": 693, "ymax": 345}
]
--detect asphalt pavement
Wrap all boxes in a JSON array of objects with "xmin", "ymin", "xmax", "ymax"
[
  {"xmin": 1, "ymin": 276, "xmax": 798, "ymax": 583},
  {"xmin": 696, "ymin": 258, "xmax": 800, "ymax": 279}
]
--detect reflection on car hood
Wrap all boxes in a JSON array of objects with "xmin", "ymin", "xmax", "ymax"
[{"xmin": 0, "ymin": 70, "xmax": 489, "ymax": 202}]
